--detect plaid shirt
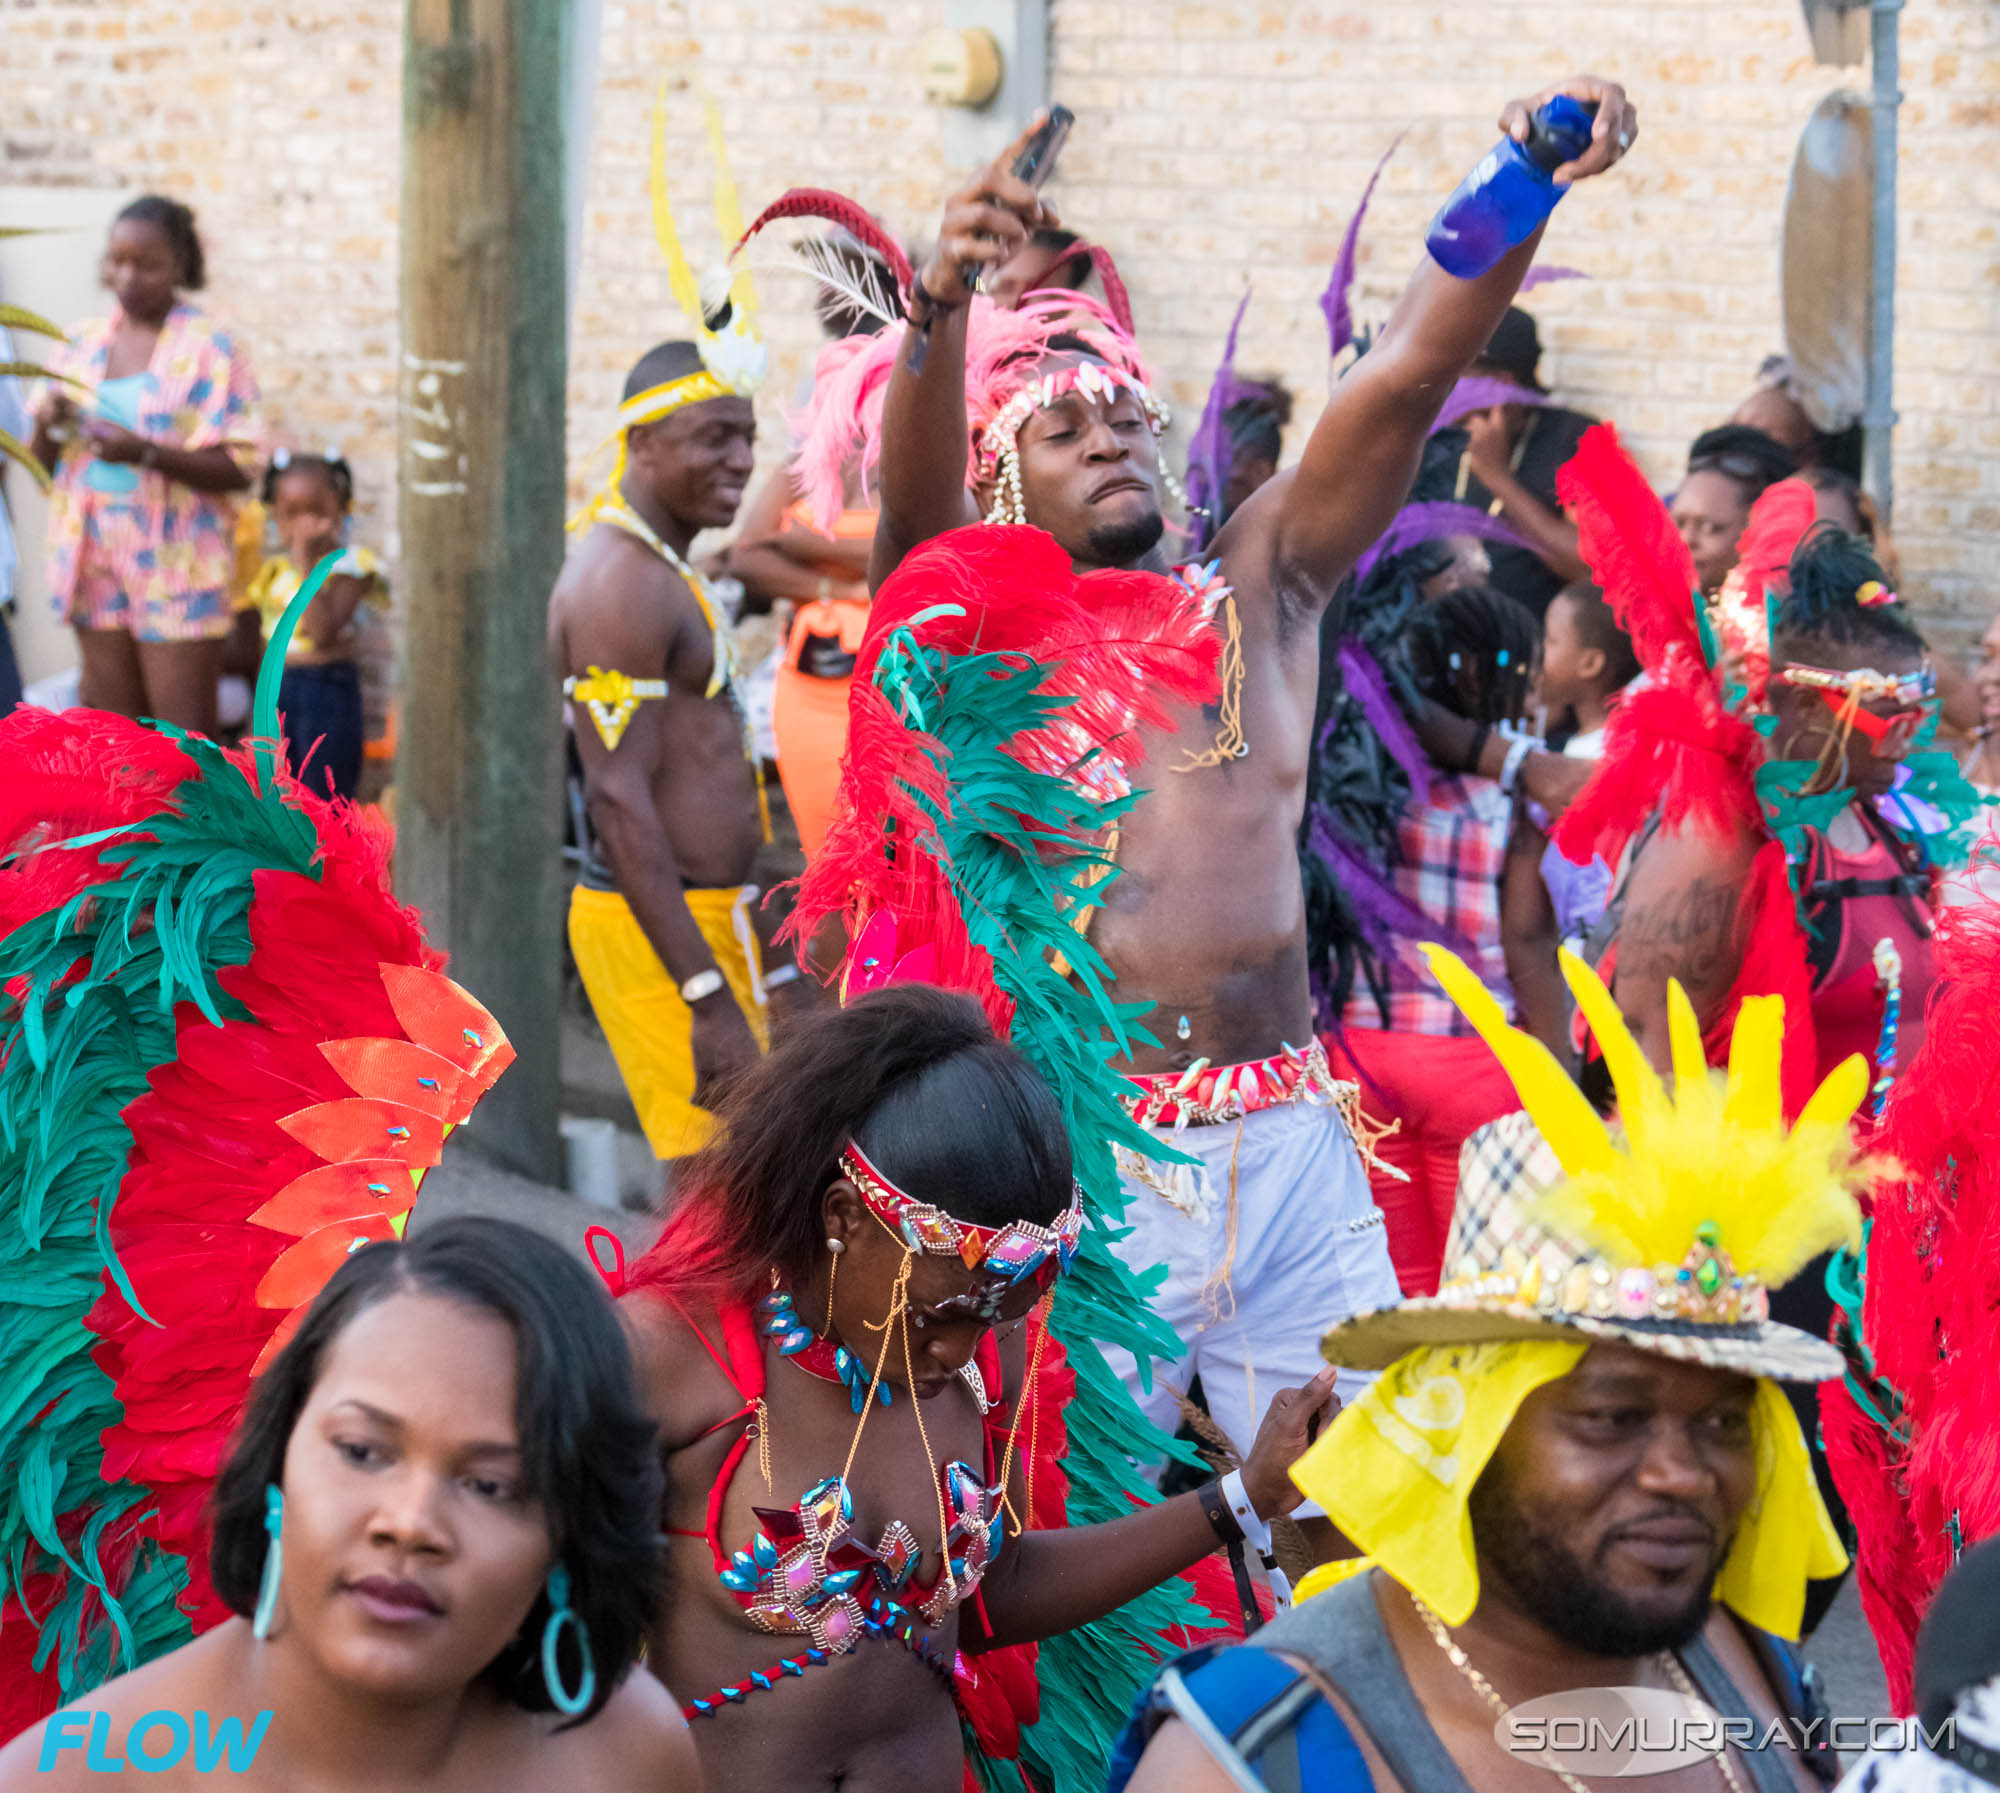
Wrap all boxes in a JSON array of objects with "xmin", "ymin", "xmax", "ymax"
[{"xmin": 1343, "ymin": 773, "xmax": 1514, "ymax": 1036}]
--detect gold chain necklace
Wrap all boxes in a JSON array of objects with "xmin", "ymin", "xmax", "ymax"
[{"xmin": 1410, "ymin": 1596, "xmax": 1749, "ymax": 1793}]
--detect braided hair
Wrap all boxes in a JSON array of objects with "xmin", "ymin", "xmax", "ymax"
[
  {"xmin": 115, "ymin": 194, "xmax": 205, "ymax": 291},
  {"xmin": 261, "ymin": 448, "xmax": 355, "ymax": 512},
  {"xmin": 1773, "ymin": 524, "xmax": 1925, "ymax": 661},
  {"xmin": 1404, "ymin": 583, "xmax": 1540, "ymax": 726},
  {"xmin": 1223, "ymin": 379, "xmax": 1293, "ymax": 466}
]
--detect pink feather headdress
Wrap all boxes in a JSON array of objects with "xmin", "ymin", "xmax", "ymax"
[{"xmin": 788, "ymin": 291, "xmax": 1155, "ymax": 534}]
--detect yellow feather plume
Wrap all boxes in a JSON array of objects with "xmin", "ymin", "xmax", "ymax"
[
  {"xmin": 650, "ymin": 88, "xmax": 706, "ymax": 333},
  {"xmin": 1426, "ymin": 947, "xmax": 1865, "ymax": 1285}
]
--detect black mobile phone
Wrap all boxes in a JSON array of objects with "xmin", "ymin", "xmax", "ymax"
[{"xmin": 1012, "ymin": 105, "xmax": 1074, "ymax": 191}]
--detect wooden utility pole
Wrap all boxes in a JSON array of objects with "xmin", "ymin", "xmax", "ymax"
[{"xmin": 397, "ymin": 0, "xmax": 569, "ymax": 1184}]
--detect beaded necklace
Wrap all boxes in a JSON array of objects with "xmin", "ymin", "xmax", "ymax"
[{"xmin": 592, "ymin": 498, "xmax": 772, "ymax": 843}]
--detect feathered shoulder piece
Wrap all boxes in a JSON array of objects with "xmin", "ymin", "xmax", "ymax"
[
  {"xmin": 1557, "ymin": 423, "xmax": 1708, "ymax": 679},
  {"xmin": 0, "ymin": 563, "xmax": 510, "ymax": 1734},
  {"xmin": 1551, "ymin": 424, "xmax": 1766, "ymax": 873},
  {"xmin": 1427, "ymin": 943, "xmax": 1865, "ymax": 1286},
  {"xmin": 792, "ymin": 524, "xmax": 1219, "ymax": 1034},
  {"xmin": 1825, "ymin": 897, "xmax": 2000, "ymax": 1708},
  {"xmin": 1712, "ymin": 478, "xmax": 1820, "ymax": 709}
]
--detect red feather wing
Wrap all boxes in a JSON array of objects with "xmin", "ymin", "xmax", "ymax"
[{"xmin": 1557, "ymin": 423, "xmax": 1704, "ymax": 676}]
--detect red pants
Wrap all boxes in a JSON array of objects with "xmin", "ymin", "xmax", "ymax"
[{"xmin": 1324, "ymin": 1027, "xmax": 1522, "ymax": 1298}]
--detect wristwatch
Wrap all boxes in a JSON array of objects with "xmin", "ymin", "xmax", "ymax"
[
  {"xmin": 140, "ymin": 441, "xmax": 160, "ymax": 470},
  {"xmin": 679, "ymin": 968, "xmax": 727, "ymax": 1005}
]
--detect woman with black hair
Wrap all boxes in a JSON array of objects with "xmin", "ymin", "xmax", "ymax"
[
  {"xmin": 28, "ymin": 194, "xmax": 262, "ymax": 734},
  {"xmin": 1669, "ymin": 422, "xmax": 1798, "ymax": 599},
  {"xmin": 0, "ymin": 1217, "xmax": 698, "ymax": 1790},
  {"xmin": 618, "ymin": 984, "xmax": 1331, "ymax": 1793}
]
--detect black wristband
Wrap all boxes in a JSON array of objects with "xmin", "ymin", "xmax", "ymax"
[
  {"xmin": 907, "ymin": 279, "xmax": 964, "ymax": 328},
  {"xmin": 1463, "ymin": 723, "xmax": 1492, "ymax": 778},
  {"xmin": 1195, "ymin": 1475, "xmax": 1244, "ymax": 1547},
  {"xmin": 1227, "ymin": 1539, "xmax": 1266, "ymax": 1637}
]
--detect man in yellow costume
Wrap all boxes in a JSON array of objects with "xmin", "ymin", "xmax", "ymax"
[
  {"xmin": 551, "ymin": 333, "xmax": 795, "ymax": 1168},
  {"xmin": 1113, "ymin": 947, "xmax": 1860, "ymax": 1793},
  {"xmin": 550, "ymin": 100, "xmax": 815, "ymax": 1171}
]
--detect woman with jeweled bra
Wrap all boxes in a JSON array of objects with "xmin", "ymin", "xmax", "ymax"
[{"xmin": 612, "ymin": 986, "xmax": 1332, "ymax": 1793}]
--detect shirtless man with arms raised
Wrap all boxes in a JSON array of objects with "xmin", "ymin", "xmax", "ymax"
[
  {"xmin": 868, "ymin": 84, "xmax": 1636, "ymax": 1489},
  {"xmin": 549, "ymin": 340, "xmax": 808, "ymax": 1178}
]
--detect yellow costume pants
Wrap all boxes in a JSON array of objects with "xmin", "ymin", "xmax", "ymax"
[{"xmin": 567, "ymin": 884, "xmax": 769, "ymax": 1160}]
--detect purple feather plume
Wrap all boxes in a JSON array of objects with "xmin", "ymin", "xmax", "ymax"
[
  {"xmin": 1352, "ymin": 499, "xmax": 1534, "ymax": 585},
  {"xmin": 1520, "ymin": 264, "xmax": 1588, "ymax": 292},
  {"xmin": 1307, "ymin": 810, "xmax": 1474, "ymax": 958},
  {"xmin": 1335, "ymin": 639, "xmax": 1432, "ymax": 803},
  {"xmin": 1184, "ymin": 286, "xmax": 1254, "ymax": 552},
  {"xmin": 1431, "ymin": 374, "xmax": 1552, "ymax": 436},
  {"xmin": 1322, "ymin": 132, "xmax": 1406, "ymax": 362}
]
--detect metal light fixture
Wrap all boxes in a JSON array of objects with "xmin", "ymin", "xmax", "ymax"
[
  {"xmin": 1799, "ymin": 0, "xmax": 1869, "ymax": 67},
  {"xmin": 925, "ymin": 0, "xmax": 1050, "ymax": 169}
]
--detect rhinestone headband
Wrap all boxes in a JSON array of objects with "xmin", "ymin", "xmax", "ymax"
[
  {"xmin": 840, "ymin": 1141, "xmax": 1083, "ymax": 1311},
  {"xmin": 1776, "ymin": 661, "xmax": 1936, "ymax": 708},
  {"xmin": 1436, "ymin": 1219, "xmax": 1770, "ymax": 1328}
]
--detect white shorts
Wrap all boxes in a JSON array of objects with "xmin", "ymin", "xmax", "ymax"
[{"xmin": 1103, "ymin": 1098, "xmax": 1400, "ymax": 1513}]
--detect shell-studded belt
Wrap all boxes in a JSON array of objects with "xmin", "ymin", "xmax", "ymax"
[{"xmin": 1121, "ymin": 1038, "xmax": 1349, "ymax": 1131}]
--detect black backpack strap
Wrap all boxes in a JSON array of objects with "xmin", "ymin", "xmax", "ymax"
[{"xmin": 1744, "ymin": 1628, "xmax": 1842, "ymax": 1787}]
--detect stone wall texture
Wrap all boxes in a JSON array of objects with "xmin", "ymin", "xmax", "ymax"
[{"xmin": 5, "ymin": 0, "xmax": 1996, "ymax": 643}]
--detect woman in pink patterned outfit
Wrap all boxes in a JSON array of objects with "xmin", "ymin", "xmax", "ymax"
[{"xmin": 30, "ymin": 196, "xmax": 262, "ymax": 731}]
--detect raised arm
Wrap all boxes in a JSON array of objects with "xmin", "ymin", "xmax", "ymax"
[
  {"xmin": 1216, "ymin": 76, "xmax": 1636, "ymax": 616},
  {"xmin": 870, "ymin": 117, "xmax": 1060, "ymax": 588},
  {"xmin": 1463, "ymin": 407, "xmax": 1589, "ymax": 583}
]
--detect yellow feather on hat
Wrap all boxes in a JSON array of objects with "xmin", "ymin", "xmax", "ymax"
[{"xmin": 1419, "ymin": 944, "xmax": 1866, "ymax": 1286}]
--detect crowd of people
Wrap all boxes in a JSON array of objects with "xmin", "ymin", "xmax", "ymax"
[{"xmin": 3, "ymin": 62, "xmax": 2000, "ymax": 1793}]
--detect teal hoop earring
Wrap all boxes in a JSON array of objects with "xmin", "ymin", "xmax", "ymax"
[
  {"xmin": 540, "ymin": 1564, "xmax": 596, "ymax": 1715},
  {"xmin": 251, "ymin": 1484, "xmax": 283, "ymax": 1641}
]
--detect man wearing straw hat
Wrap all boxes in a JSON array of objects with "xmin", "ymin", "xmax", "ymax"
[{"xmin": 1112, "ymin": 947, "xmax": 1859, "ymax": 1793}]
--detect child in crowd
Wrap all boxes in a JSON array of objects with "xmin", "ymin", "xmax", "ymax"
[
  {"xmin": 1502, "ymin": 578, "xmax": 1640, "ymax": 1056},
  {"xmin": 230, "ymin": 450, "xmax": 385, "ymax": 800},
  {"xmin": 1534, "ymin": 576, "xmax": 1639, "ymax": 758}
]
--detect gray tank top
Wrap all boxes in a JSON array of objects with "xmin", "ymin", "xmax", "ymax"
[{"xmin": 1252, "ymin": 1571, "xmax": 1800, "ymax": 1793}]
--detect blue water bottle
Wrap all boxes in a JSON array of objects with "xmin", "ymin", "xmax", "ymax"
[{"xmin": 1425, "ymin": 95, "xmax": 1599, "ymax": 279}]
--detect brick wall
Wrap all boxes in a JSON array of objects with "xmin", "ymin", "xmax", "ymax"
[{"xmin": 6, "ymin": 0, "xmax": 1997, "ymax": 651}]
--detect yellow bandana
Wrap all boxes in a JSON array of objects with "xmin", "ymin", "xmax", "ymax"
[{"xmin": 1289, "ymin": 1338, "xmax": 1848, "ymax": 1642}]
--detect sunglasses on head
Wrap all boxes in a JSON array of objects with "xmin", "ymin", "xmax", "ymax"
[
  {"xmin": 1811, "ymin": 686, "xmax": 1927, "ymax": 753},
  {"xmin": 1780, "ymin": 662, "xmax": 1936, "ymax": 756},
  {"xmin": 1689, "ymin": 450, "xmax": 1770, "ymax": 484}
]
